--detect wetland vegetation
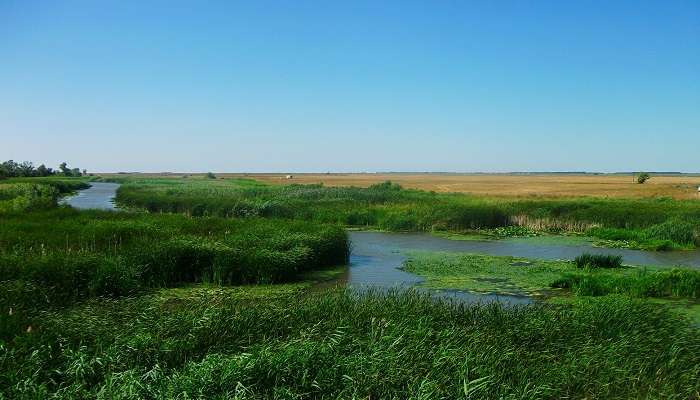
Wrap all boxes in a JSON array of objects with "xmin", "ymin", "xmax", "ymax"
[
  {"xmin": 112, "ymin": 176, "xmax": 700, "ymax": 250},
  {"xmin": 1, "ymin": 174, "xmax": 699, "ymax": 398}
]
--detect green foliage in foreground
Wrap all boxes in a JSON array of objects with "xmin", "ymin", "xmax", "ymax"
[
  {"xmin": 111, "ymin": 177, "xmax": 700, "ymax": 249},
  {"xmin": 1, "ymin": 288, "xmax": 698, "ymax": 399},
  {"xmin": 574, "ymin": 253, "xmax": 623, "ymax": 269},
  {"xmin": 0, "ymin": 209, "xmax": 348, "ymax": 338}
]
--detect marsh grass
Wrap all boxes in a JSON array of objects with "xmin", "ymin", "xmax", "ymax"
[
  {"xmin": 574, "ymin": 253, "xmax": 623, "ymax": 269},
  {"xmin": 1, "ymin": 288, "xmax": 699, "ymax": 399},
  {"xmin": 111, "ymin": 177, "xmax": 700, "ymax": 249},
  {"xmin": 552, "ymin": 268, "xmax": 700, "ymax": 298},
  {"xmin": 0, "ymin": 208, "xmax": 349, "ymax": 340}
]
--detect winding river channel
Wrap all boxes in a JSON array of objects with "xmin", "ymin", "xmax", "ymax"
[{"xmin": 63, "ymin": 182, "xmax": 700, "ymax": 303}]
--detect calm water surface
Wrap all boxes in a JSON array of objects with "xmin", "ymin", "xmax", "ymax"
[
  {"xmin": 60, "ymin": 182, "xmax": 120, "ymax": 210},
  {"xmin": 64, "ymin": 184, "xmax": 700, "ymax": 304}
]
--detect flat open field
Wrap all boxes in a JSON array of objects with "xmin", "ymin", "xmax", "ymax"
[{"xmin": 243, "ymin": 173, "xmax": 700, "ymax": 199}]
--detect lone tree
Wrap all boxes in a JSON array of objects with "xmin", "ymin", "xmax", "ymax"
[
  {"xmin": 637, "ymin": 172, "xmax": 651, "ymax": 184},
  {"xmin": 206, "ymin": 172, "xmax": 216, "ymax": 179},
  {"xmin": 59, "ymin": 162, "xmax": 71, "ymax": 176}
]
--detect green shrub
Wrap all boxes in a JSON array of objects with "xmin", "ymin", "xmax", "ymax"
[{"xmin": 574, "ymin": 253, "xmax": 623, "ymax": 269}]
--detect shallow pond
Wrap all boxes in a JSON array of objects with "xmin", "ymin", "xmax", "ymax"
[
  {"xmin": 60, "ymin": 182, "xmax": 120, "ymax": 210},
  {"xmin": 64, "ymin": 184, "xmax": 700, "ymax": 304}
]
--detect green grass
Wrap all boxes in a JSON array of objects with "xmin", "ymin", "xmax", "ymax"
[
  {"xmin": 552, "ymin": 268, "xmax": 700, "ymax": 298},
  {"xmin": 1, "ymin": 287, "xmax": 699, "ymax": 399},
  {"xmin": 110, "ymin": 176, "xmax": 700, "ymax": 249}
]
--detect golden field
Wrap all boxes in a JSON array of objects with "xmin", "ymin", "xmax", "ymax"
[{"xmin": 244, "ymin": 173, "xmax": 700, "ymax": 199}]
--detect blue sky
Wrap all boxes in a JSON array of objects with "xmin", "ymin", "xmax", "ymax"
[{"xmin": 1, "ymin": 1, "xmax": 698, "ymax": 172}]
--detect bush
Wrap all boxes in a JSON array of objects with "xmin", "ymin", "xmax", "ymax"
[
  {"xmin": 637, "ymin": 172, "xmax": 651, "ymax": 184},
  {"xmin": 574, "ymin": 253, "xmax": 623, "ymax": 269}
]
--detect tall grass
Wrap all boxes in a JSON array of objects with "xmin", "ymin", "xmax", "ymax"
[
  {"xmin": 1, "ymin": 289, "xmax": 698, "ymax": 399},
  {"xmin": 552, "ymin": 268, "xmax": 700, "ymax": 298},
  {"xmin": 0, "ymin": 208, "xmax": 349, "ymax": 312},
  {"xmin": 574, "ymin": 253, "xmax": 623, "ymax": 269}
]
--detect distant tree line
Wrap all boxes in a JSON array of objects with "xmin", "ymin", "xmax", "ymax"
[{"xmin": 0, "ymin": 160, "xmax": 86, "ymax": 179}]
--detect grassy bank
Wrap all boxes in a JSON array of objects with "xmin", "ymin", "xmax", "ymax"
[
  {"xmin": 111, "ymin": 176, "xmax": 700, "ymax": 250},
  {"xmin": 2, "ymin": 287, "xmax": 699, "ymax": 399}
]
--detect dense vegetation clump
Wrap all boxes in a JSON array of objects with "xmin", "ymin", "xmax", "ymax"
[
  {"xmin": 637, "ymin": 172, "xmax": 651, "ymax": 184},
  {"xmin": 574, "ymin": 253, "xmax": 623, "ymax": 269}
]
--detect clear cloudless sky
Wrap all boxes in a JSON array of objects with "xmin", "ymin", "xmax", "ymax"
[{"xmin": 1, "ymin": 0, "xmax": 698, "ymax": 172}]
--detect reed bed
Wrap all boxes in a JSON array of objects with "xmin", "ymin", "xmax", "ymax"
[
  {"xmin": 2, "ymin": 288, "xmax": 699, "ymax": 399},
  {"xmin": 574, "ymin": 253, "xmax": 623, "ymax": 269},
  {"xmin": 552, "ymin": 268, "xmax": 700, "ymax": 298},
  {"xmin": 0, "ymin": 208, "xmax": 349, "ymax": 338}
]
